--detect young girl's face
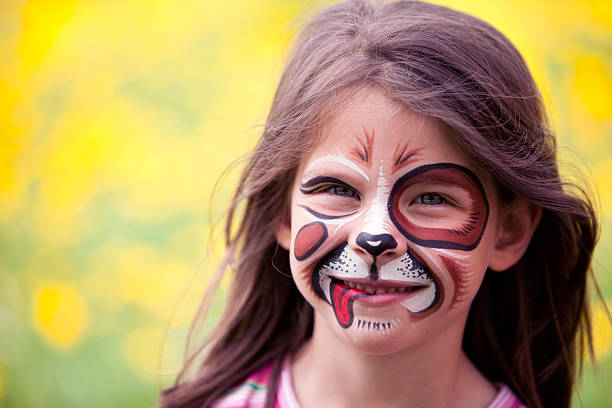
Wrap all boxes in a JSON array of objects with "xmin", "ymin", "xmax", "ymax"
[{"xmin": 279, "ymin": 88, "xmax": 503, "ymax": 354}]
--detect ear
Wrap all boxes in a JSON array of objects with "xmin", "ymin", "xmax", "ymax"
[
  {"xmin": 275, "ymin": 210, "xmax": 292, "ymax": 251},
  {"xmin": 488, "ymin": 196, "xmax": 542, "ymax": 272}
]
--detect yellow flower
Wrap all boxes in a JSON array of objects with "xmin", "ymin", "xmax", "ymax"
[
  {"xmin": 32, "ymin": 282, "xmax": 88, "ymax": 350},
  {"xmin": 592, "ymin": 299, "xmax": 612, "ymax": 360}
]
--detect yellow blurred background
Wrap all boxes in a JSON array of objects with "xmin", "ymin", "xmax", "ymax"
[{"xmin": 0, "ymin": 0, "xmax": 611, "ymax": 407}]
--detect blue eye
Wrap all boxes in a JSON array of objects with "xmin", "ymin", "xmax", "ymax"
[
  {"xmin": 330, "ymin": 185, "xmax": 358, "ymax": 197},
  {"xmin": 419, "ymin": 193, "xmax": 444, "ymax": 205}
]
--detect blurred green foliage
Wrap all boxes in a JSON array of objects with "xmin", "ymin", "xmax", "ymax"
[{"xmin": 0, "ymin": 0, "xmax": 610, "ymax": 407}]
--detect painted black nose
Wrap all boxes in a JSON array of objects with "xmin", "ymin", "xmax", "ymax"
[{"xmin": 356, "ymin": 232, "xmax": 397, "ymax": 257}]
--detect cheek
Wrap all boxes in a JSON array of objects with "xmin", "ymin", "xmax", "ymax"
[
  {"xmin": 294, "ymin": 221, "xmax": 328, "ymax": 261},
  {"xmin": 439, "ymin": 256, "xmax": 473, "ymax": 309}
]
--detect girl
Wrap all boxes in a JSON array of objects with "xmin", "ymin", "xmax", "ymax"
[{"xmin": 158, "ymin": 1, "xmax": 600, "ymax": 407}]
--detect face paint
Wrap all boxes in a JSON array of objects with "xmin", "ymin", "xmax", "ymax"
[
  {"xmin": 391, "ymin": 142, "xmax": 422, "ymax": 175},
  {"xmin": 439, "ymin": 256, "xmax": 471, "ymax": 308},
  {"xmin": 356, "ymin": 318, "xmax": 400, "ymax": 334},
  {"xmin": 348, "ymin": 128, "xmax": 374, "ymax": 167},
  {"xmin": 362, "ymin": 165, "xmax": 392, "ymax": 236},
  {"xmin": 304, "ymin": 154, "xmax": 370, "ymax": 182},
  {"xmin": 311, "ymin": 242, "xmax": 441, "ymax": 328},
  {"xmin": 294, "ymin": 221, "xmax": 328, "ymax": 261},
  {"xmin": 295, "ymin": 164, "xmax": 487, "ymax": 329},
  {"xmin": 388, "ymin": 163, "xmax": 489, "ymax": 251},
  {"xmin": 288, "ymin": 93, "xmax": 497, "ymax": 340}
]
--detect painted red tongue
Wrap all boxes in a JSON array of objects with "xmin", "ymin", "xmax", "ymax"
[{"xmin": 330, "ymin": 280, "xmax": 365, "ymax": 328}]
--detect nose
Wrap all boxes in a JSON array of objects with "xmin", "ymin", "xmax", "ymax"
[{"xmin": 356, "ymin": 232, "xmax": 397, "ymax": 257}]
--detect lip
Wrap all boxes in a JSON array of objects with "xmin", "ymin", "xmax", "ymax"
[
  {"xmin": 337, "ymin": 277, "xmax": 427, "ymax": 288},
  {"xmin": 330, "ymin": 277, "xmax": 428, "ymax": 306}
]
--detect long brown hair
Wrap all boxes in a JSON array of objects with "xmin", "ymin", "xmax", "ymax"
[{"xmin": 158, "ymin": 1, "xmax": 600, "ymax": 407}]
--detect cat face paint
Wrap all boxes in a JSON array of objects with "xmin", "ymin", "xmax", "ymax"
[{"xmin": 285, "ymin": 89, "xmax": 501, "ymax": 352}]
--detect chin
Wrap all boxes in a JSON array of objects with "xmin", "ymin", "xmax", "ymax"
[
  {"xmin": 332, "ymin": 320, "xmax": 420, "ymax": 356},
  {"xmin": 323, "ymin": 304, "xmax": 414, "ymax": 355}
]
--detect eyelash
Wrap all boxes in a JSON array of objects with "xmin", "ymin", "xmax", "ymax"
[
  {"xmin": 412, "ymin": 193, "xmax": 450, "ymax": 206},
  {"xmin": 312, "ymin": 184, "xmax": 360, "ymax": 198}
]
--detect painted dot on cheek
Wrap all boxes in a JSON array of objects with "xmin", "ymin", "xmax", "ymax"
[{"xmin": 294, "ymin": 221, "xmax": 328, "ymax": 261}]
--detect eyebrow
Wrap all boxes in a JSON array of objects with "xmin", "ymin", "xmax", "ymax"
[
  {"xmin": 391, "ymin": 142, "xmax": 422, "ymax": 174},
  {"xmin": 299, "ymin": 176, "xmax": 352, "ymax": 193},
  {"xmin": 304, "ymin": 154, "xmax": 370, "ymax": 182},
  {"xmin": 347, "ymin": 127, "xmax": 374, "ymax": 168}
]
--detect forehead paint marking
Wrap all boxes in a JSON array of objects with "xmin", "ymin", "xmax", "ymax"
[
  {"xmin": 294, "ymin": 221, "xmax": 328, "ymax": 261},
  {"xmin": 362, "ymin": 164, "xmax": 393, "ymax": 235},
  {"xmin": 304, "ymin": 154, "xmax": 369, "ymax": 182},
  {"xmin": 391, "ymin": 143, "xmax": 422, "ymax": 175},
  {"xmin": 388, "ymin": 163, "xmax": 489, "ymax": 250},
  {"xmin": 440, "ymin": 256, "xmax": 472, "ymax": 308},
  {"xmin": 347, "ymin": 127, "xmax": 374, "ymax": 168}
]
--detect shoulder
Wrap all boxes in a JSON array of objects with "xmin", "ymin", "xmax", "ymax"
[
  {"xmin": 211, "ymin": 363, "xmax": 274, "ymax": 408},
  {"xmin": 211, "ymin": 359, "xmax": 300, "ymax": 408},
  {"xmin": 487, "ymin": 383, "xmax": 528, "ymax": 408}
]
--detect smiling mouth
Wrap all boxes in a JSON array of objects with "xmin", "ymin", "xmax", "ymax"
[
  {"xmin": 339, "ymin": 278, "xmax": 428, "ymax": 294},
  {"xmin": 325, "ymin": 277, "xmax": 432, "ymax": 328},
  {"xmin": 312, "ymin": 243, "xmax": 440, "ymax": 329}
]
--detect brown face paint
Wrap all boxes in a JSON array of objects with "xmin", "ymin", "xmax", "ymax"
[
  {"xmin": 391, "ymin": 143, "xmax": 422, "ymax": 175},
  {"xmin": 388, "ymin": 163, "xmax": 489, "ymax": 250},
  {"xmin": 347, "ymin": 127, "xmax": 374, "ymax": 167},
  {"xmin": 440, "ymin": 256, "xmax": 471, "ymax": 309},
  {"xmin": 294, "ymin": 221, "xmax": 328, "ymax": 261}
]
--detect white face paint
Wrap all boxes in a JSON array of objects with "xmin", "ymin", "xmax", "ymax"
[
  {"xmin": 362, "ymin": 164, "xmax": 392, "ymax": 235},
  {"xmin": 304, "ymin": 153, "xmax": 370, "ymax": 182},
  {"xmin": 316, "ymin": 245, "xmax": 369, "ymax": 302},
  {"xmin": 379, "ymin": 252, "xmax": 437, "ymax": 314}
]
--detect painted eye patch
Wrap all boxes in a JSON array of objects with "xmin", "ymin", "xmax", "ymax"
[
  {"xmin": 389, "ymin": 163, "xmax": 489, "ymax": 251},
  {"xmin": 299, "ymin": 176, "xmax": 360, "ymax": 219}
]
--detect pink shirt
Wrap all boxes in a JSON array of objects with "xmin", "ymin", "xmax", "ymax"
[{"xmin": 212, "ymin": 359, "xmax": 527, "ymax": 408}]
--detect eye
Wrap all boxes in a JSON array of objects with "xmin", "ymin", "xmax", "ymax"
[
  {"xmin": 328, "ymin": 184, "xmax": 358, "ymax": 198},
  {"xmin": 417, "ymin": 193, "xmax": 445, "ymax": 205},
  {"xmin": 299, "ymin": 176, "xmax": 360, "ymax": 200}
]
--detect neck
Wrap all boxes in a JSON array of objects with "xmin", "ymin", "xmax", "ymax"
[{"xmin": 292, "ymin": 312, "xmax": 495, "ymax": 408}]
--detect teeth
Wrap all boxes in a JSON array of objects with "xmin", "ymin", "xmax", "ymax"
[{"xmin": 338, "ymin": 279, "xmax": 424, "ymax": 294}]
